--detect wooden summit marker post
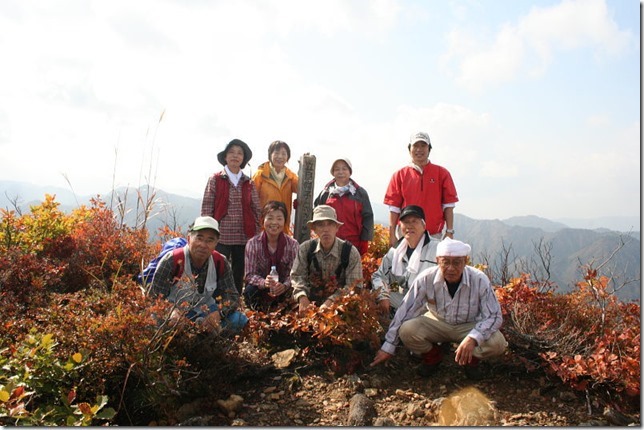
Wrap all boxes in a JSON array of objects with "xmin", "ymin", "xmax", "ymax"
[{"xmin": 294, "ymin": 153, "xmax": 316, "ymax": 244}]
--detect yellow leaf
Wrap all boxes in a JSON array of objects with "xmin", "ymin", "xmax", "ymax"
[
  {"xmin": 64, "ymin": 362, "xmax": 74, "ymax": 371},
  {"xmin": 72, "ymin": 352, "xmax": 83, "ymax": 363},
  {"xmin": 0, "ymin": 390, "xmax": 9, "ymax": 402},
  {"xmin": 41, "ymin": 334, "xmax": 54, "ymax": 347}
]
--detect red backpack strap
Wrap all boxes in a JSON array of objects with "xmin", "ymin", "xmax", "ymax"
[
  {"xmin": 211, "ymin": 250, "xmax": 226, "ymax": 278},
  {"xmin": 171, "ymin": 248, "xmax": 186, "ymax": 281}
]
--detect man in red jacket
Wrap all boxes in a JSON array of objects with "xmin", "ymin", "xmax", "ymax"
[{"xmin": 384, "ymin": 131, "xmax": 459, "ymax": 247}]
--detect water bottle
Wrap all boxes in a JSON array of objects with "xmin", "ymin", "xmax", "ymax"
[{"xmin": 268, "ymin": 266, "xmax": 279, "ymax": 297}]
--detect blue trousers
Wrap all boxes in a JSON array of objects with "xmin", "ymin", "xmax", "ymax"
[{"xmin": 186, "ymin": 304, "xmax": 248, "ymax": 334}]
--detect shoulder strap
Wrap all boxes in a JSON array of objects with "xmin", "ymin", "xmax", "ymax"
[
  {"xmin": 171, "ymin": 248, "xmax": 186, "ymax": 280},
  {"xmin": 307, "ymin": 239, "xmax": 322, "ymax": 274},
  {"xmin": 211, "ymin": 251, "xmax": 226, "ymax": 277},
  {"xmin": 173, "ymin": 248, "xmax": 227, "ymax": 280},
  {"xmin": 335, "ymin": 241, "xmax": 353, "ymax": 279}
]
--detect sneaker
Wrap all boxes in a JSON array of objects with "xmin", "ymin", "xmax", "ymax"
[{"xmin": 417, "ymin": 362, "xmax": 441, "ymax": 377}]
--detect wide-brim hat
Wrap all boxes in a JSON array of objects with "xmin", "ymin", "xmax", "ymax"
[
  {"xmin": 217, "ymin": 138, "xmax": 253, "ymax": 169},
  {"xmin": 307, "ymin": 205, "xmax": 344, "ymax": 227}
]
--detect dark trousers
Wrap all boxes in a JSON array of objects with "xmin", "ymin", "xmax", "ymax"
[
  {"xmin": 243, "ymin": 284, "xmax": 288, "ymax": 310},
  {"xmin": 215, "ymin": 243, "xmax": 246, "ymax": 295}
]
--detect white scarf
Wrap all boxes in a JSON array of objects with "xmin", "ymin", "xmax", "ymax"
[
  {"xmin": 391, "ymin": 233, "xmax": 426, "ymax": 277},
  {"xmin": 225, "ymin": 166, "xmax": 242, "ymax": 187},
  {"xmin": 329, "ymin": 181, "xmax": 356, "ymax": 197}
]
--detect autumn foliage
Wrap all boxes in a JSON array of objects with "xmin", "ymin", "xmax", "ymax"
[
  {"xmin": 496, "ymin": 272, "xmax": 640, "ymax": 403},
  {"xmin": 0, "ymin": 194, "xmax": 640, "ymax": 424},
  {"xmin": 0, "ymin": 196, "xmax": 211, "ymax": 425}
]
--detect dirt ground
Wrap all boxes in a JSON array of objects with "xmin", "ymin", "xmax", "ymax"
[{"xmin": 157, "ymin": 338, "xmax": 641, "ymax": 427}]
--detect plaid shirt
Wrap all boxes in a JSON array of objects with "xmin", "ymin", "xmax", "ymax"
[
  {"xmin": 291, "ymin": 238, "xmax": 363, "ymax": 302},
  {"xmin": 150, "ymin": 248, "xmax": 240, "ymax": 318},
  {"xmin": 201, "ymin": 170, "xmax": 261, "ymax": 245},
  {"xmin": 244, "ymin": 233, "xmax": 300, "ymax": 289},
  {"xmin": 381, "ymin": 265, "xmax": 503, "ymax": 355}
]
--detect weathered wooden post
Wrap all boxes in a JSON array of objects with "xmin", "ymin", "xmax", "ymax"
[{"xmin": 294, "ymin": 153, "xmax": 316, "ymax": 244}]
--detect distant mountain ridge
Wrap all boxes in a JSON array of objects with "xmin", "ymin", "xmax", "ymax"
[{"xmin": 1, "ymin": 181, "xmax": 640, "ymax": 302}]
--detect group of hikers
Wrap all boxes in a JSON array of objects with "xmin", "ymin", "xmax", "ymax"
[{"xmin": 146, "ymin": 132, "xmax": 507, "ymax": 380}]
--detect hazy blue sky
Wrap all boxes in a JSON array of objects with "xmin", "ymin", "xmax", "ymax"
[{"xmin": 0, "ymin": 0, "xmax": 639, "ymax": 222}]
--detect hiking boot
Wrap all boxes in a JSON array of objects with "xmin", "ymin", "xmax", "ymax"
[{"xmin": 417, "ymin": 362, "xmax": 441, "ymax": 377}]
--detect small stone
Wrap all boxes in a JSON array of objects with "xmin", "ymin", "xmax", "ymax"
[
  {"xmin": 271, "ymin": 348, "xmax": 298, "ymax": 368},
  {"xmin": 374, "ymin": 416, "xmax": 397, "ymax": 426},
  {"xmin": 216, "ymin": 394, "xmax": 244, "ymax": 414},
  {"xmin": 364, "ymin": 388, "xmax": 379, "ymax": 398},
  {"xmin": 406, "ymin": 403, "xmax": 424, "ymax": 418}
]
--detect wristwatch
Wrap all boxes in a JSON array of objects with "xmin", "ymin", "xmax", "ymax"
[{"xmin": 445, "ymin": 229, "xmax": 455, "ymax": 234}]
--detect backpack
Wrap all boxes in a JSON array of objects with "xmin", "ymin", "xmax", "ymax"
[
  {"xmin": 307, "ymin": 239, "xmax": 353, "ymax": 283},
  {"xmin": 138, "ymin": 237, "xmax": 187, "ymax": 285},
  {"xmin": 138, "ymin": 237, "xmax": 227, "ymax": 286},
  {"xmin": 170, "ymin": 247, "xmax": 226, "ymax": 283}
]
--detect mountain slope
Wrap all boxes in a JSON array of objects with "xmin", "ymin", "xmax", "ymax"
[{"xmin": 1, "ymin": 181, "xmax": 639, "ymax": 301}]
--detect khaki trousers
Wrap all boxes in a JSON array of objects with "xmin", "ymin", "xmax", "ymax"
[{"xmin": 399, "ymin": 310, "xmax": 508, "ymax": 360}]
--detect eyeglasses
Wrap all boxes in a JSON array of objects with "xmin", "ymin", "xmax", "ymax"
[{"xmin": 438, "ymin": 258, "xmax": 466, "ymax": 268}]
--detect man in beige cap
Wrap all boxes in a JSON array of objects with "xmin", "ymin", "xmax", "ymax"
[
  {"xmin": 384, "ymin": 131, "xmax": 459, "ymax": 247},
  {"xmin": 370, "ymin": 237, "xmax": 507, "ymax": 380},
  {"xmin": 291, "ymin": 205, "xmax": 364, "ymax": 313},
  {"xmin": 150, "ymin": 216, "xmax": 248, "ymax": 334}
]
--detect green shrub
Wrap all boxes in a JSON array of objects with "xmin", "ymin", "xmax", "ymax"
[{"xmin": 0, "ymin": 331, "xmax": 116, "ymax": 426}]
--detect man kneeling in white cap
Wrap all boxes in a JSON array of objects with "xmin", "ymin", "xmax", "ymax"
[
  {"xmin": 370, "ymin": 238, "xmax": 507, "ymax": 380},
  {"xmin": 150, "ymin": 216, "xmax": 248, "ymax": 335}
]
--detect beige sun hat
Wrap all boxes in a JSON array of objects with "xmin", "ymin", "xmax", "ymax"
[
  {"xmin": 330, "ymin": 158, "xmax": 353, "ymax": 175},
  {"xmin": 307, "ymin": 205, "xmax": 344, "ymax": 227}
]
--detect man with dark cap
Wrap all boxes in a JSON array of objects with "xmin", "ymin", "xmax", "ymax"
[
  {"xmin": 370, "ymin": 238, "xmax": 507, "ymax": 380},
  {"xmin": 201, "ymin": 139, "xmax": 261, "ymax": 294},
  {"xmin": 371, "ymin": 205, "xmax": 437, "ymax": 320}
]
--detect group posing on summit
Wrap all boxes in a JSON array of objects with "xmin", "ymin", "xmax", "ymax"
[{"xmin": 147, "ymin": 131, "xmax": 507, "ymax": 380}]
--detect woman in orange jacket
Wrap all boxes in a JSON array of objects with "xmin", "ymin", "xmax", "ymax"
[{"xmin": 252, "ymin": 140, "xmax": 299, "ymax": 235}]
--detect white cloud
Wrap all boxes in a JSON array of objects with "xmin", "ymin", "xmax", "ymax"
[
  {"xmin": 0, "ymin": 0, "xmax": 637, "ymax": 223},
  {"xmin": 479, "ymin": 160, "xmax": 519, "ymax": 178},
  {"xmin": 443, "ymin": 0, "xmax": 632, "ymax": 91},
  {"xmin": 585, "ymin": 114, "xmax": 612, "ymax": 127}
]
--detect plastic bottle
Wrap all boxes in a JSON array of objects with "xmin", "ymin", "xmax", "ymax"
[{"xmin": 268, "ymin": 266, "xmax": 279, "ymax": 297}]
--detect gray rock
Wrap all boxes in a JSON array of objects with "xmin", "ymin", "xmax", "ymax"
[
  {"xmin": 178, "ymin": 415, "xmax": 215, "ymax": 426},
  {"xmin": 347, "ymin": 393, "xmax": 376, "ymax": 426},
  {"xmin": 374, "ymin": 416, "xmax": 397, "ymax": 426}
]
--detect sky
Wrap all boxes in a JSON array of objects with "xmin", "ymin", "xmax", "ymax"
[{"xmin": 0, "ymin": 0, "xmax": 640, "ymax": 223}]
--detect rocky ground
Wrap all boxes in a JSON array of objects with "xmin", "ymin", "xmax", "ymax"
[{"xmin": 157, "ymin": 338, "xmax": 641, "ymax": 427}]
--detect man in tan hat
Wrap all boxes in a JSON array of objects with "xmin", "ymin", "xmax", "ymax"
[
  {"xmin": 291, "ymin": 205, "xmax": 364, "ymax": 313},
  {"xmin": 370, "ymin": 238, "xmax": 507, "ymax": 380}
]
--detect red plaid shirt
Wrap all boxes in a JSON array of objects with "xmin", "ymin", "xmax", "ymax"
[{"xmin": 201, "ymin": 170, "xmax": 261, "ymax": 245}]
